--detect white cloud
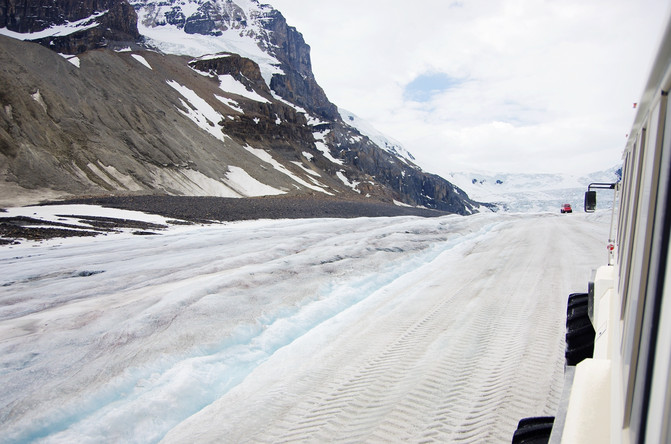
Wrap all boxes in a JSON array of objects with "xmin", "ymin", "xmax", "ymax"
[{"xmin": 269, "ymin": 0, "xmax": 670, "ymax": 174}]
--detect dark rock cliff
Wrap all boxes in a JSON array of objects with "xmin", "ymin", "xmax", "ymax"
[
  {"xmin": 263, "ymin": 10, "xmax": 339, "ymax": 121},
  {"xmin": 0, "ymin": 0, "xmax": 140, "ymax": 53},
  {"xmin": 190, "ymin": 55, "xmax": 271, "ymax": 99}
]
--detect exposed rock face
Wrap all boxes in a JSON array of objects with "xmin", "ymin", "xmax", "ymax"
[
  {"xmin": 137, "ymin": 0, "xmax": 252, "ymax": 34},
  {"xmin": 182, "ymin": 1, "xmax": 247, "ymax": 35},
  {"xmin": 147, "ymin": 0, "xmax": 250, "ymax": 35},
  {"xmin": 0, "ymin": 0, "xmax": 140, "ymax": 53},
  {"xmin": 190, "ymin": 55, "xmax": 270, "ymax": 98},
  {"xmin": 326, "ymin": 121, "xmax": 474, "ymax": 213},
  {"xmin": 263, "ymin": 10, "xmax": 339, "ymax": 121},
  {"xmin": 138, "ymin": 1, "xmax": 338, "ymax": 121},
  {"xmin": 188, "ymin": 55, "xmax": 320, "ymax": 154},
  {"xmin": 0, "ymin": 0, "xmax": 482, "ymax": 214}
]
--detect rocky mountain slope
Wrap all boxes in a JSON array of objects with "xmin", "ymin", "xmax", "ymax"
[{"xmin": 0, "ymin": 0, "xmax": 481, "ymax": 214}]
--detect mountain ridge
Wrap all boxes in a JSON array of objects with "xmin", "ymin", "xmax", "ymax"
[{"xmin": 0, "ymin": 0, "xmax": 483, "ymax": 214}]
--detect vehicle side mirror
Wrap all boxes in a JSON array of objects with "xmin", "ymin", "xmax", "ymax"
[{"xmin": 585, "ymin": 191, "xmax": 597, "ymax": 212}]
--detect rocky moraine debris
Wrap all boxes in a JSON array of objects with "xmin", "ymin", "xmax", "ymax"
[{"xmin": 0, "ymin": 195, "xmax": 447, "ymax": 244}]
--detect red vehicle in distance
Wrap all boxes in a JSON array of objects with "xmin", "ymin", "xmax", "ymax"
[{"xmin": 561, "ymin": 203, "xmax": 572, "ymax": 213}]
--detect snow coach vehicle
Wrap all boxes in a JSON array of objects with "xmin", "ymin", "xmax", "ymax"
[
  {"xmin": 513, "ymin": 11, "xmax": 671, "ymax": 444},
  {"xmin": 560, "ymin": 204, "xmax": 573, "ymax": 214}
]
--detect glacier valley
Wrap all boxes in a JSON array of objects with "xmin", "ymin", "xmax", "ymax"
[{"xmin": 0, "ymin": 206, "xmax": 611, "ymax": 443}]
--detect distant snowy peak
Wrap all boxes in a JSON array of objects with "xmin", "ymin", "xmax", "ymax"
[
  {"xmin": 130, "ymin": 0, "xmax": 338, "ymax": 120},
  {"xmin": 339, "ymin": 108, "xmax": 416, "ymax": 164},
  {"xmin": 131, "ymin": 0, "xmax": 282, "ymax": 84},
  {"xmin": 450, "ymin": 166, "xmax": 621, "ymax": 192},
  {"xmin": 132, "ymin": 0, "xmax": 271, "ymax": 33},
  {"xmin": 448, "ymin": 166, "xmax": 621, "ymax": 213},
  {"xmin": 132, "ymin": 0, "xmax": 273, "ymax": 47}
]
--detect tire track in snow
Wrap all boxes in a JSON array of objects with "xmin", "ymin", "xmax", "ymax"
[
  {"xmin": 279, "ymin": 303, "xmax": 455, "ymax": 443},
  {"xmin": 161, "ymin": 214, "xmax": 609, "ymax": 443}
]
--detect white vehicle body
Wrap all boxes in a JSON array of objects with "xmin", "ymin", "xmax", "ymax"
[{"xmin": 550, "ymin": 11, "xmax": 671, "ymax": 444}]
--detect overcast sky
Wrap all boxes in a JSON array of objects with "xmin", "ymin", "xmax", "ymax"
[{"xmin": 269, "ymin": 0, "xmax": 669, "ymax": 176}]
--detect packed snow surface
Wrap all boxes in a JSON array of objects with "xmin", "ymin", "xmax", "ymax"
[{"xmin": 0, "ymin": 207, "xmax": 611, "ymax": 443}]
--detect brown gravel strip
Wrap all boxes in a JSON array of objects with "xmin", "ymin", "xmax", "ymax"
[{"xmin": 50, "ymin": 195, "xmax": 448, "ymax": 223}]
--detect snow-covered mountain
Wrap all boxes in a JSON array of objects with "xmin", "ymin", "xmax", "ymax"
[
  {"xmin": 0, "ymin": 0, "xmax": 480, "ymax": 214},
  {"xmin": 448, "ymin": 166, "xmax": 622, "ymax": 213},
  {"xmin": 133, "ymin": 0, "xmax": 282, "ymax": 84}
]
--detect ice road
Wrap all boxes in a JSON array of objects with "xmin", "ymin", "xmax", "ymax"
[{"xmin": 0, "ymin": 210, "xmax": 610, "ymax": 443}]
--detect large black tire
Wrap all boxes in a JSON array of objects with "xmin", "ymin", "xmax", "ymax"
[
  {"xmin": 512, "ymin": 416, "xmax": 555, "ymax": 443},
  {"xmin": 566, "ymin": 292, "xmax": 588, "ymax": 309},
  {"xmin": 566, "ymin": 342, "xmax": 595, "ymax": 366},
  {"xmin": 567, "ymin": 303, "xmax": 589, "ymax": 320},
  {"xmin": 565, "ymin": 292, "xmax": 595, "ymax": 366}
]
